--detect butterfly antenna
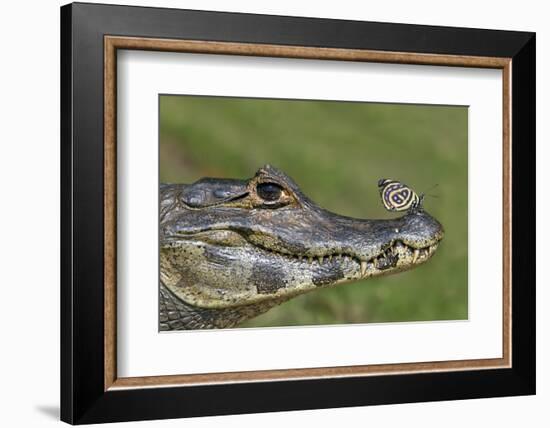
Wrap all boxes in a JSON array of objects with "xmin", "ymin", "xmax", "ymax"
[
  {"xmin": 423, "ymin": 183, "xmax": 439, "ymax": 193},
  {"xmin": 422, "ymin": 183, "xmax": 440, "ymax": 199}
]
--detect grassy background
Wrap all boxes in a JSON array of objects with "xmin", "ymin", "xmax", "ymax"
[{"xmin": 160, "ymin": 95, "xmax": 468, "ymax": 327}]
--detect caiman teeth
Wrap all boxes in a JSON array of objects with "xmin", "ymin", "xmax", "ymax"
[
  {"xmin": 251, "ymin": 239, "xmax": 438, "ymax": 271},
  {"xmin": 360, "ymin": 261, "xmax": 367, "ymax": 276}
]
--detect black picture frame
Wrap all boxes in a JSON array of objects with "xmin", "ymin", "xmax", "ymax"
[{"xmin": 61, "ymin": 2, "xmax": 535, "ymax": 424}]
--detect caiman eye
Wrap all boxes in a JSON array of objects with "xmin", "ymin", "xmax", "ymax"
[{"xmin": 256, "ymin": 182, "xmax": 283, "ymax": 202}]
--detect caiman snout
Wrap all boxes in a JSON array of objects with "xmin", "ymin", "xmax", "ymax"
[
  {"xmin": 346, "ymin": 210, "xmax": 444, "ymax": 275},
  {"xmin": 240, "ymin": 205, "xmax": 444, "ymax": 280}
]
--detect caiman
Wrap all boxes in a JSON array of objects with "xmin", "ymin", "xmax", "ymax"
[{"xmin": 160, "ymin": 165, "xmax": 444, "ymax": 330}]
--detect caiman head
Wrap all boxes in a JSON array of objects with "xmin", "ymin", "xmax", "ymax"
[{"xmin": 160, "ymin": 165, "xmax": 444, "ymax": 330}]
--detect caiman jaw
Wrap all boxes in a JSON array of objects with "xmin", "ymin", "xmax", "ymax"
[{"xmin": 249, "ymin": 237, "xmax": 440, "ymax": 278}]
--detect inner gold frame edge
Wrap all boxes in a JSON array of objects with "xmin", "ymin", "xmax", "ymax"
[{"xmin": 103, "ymin": 36, "xmax": 512, "ymax": 391}]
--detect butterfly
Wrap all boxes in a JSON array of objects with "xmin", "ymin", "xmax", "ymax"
[{"xmin": 378, "ymin": 179, "xmax": 424, "ymax": 212}]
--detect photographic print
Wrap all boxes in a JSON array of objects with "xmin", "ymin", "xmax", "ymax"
[
  {"xmin": 61, "ymin": 5, "xmax": 534, "ymax": 422},
  {"xmin": 159, "ymin": 95, "xmax": 467, "ymax": 330}
]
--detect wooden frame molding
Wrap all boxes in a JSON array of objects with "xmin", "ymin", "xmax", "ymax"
[{"xmin": 104, "ymin": 35, "xmax": 513, "ymax": 391}]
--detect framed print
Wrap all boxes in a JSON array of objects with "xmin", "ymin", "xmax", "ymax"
[{"xmin": 60, "ymin": 2, "xmax": 535, "ymax": 424}]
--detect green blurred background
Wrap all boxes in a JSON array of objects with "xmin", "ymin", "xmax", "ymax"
[{"xmin": 159, "ymin": 95, "xmax": 468, "ymax": 327}]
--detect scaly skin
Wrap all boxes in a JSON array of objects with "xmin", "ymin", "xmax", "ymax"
[{"xmin": 159, "ymin": 165, "xmax": 444, "ymax": 330}]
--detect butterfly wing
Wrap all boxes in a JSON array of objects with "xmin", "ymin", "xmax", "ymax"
[{"xmin": 379, "ymin": 179, "xmax": 418, "ymax": 212}]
